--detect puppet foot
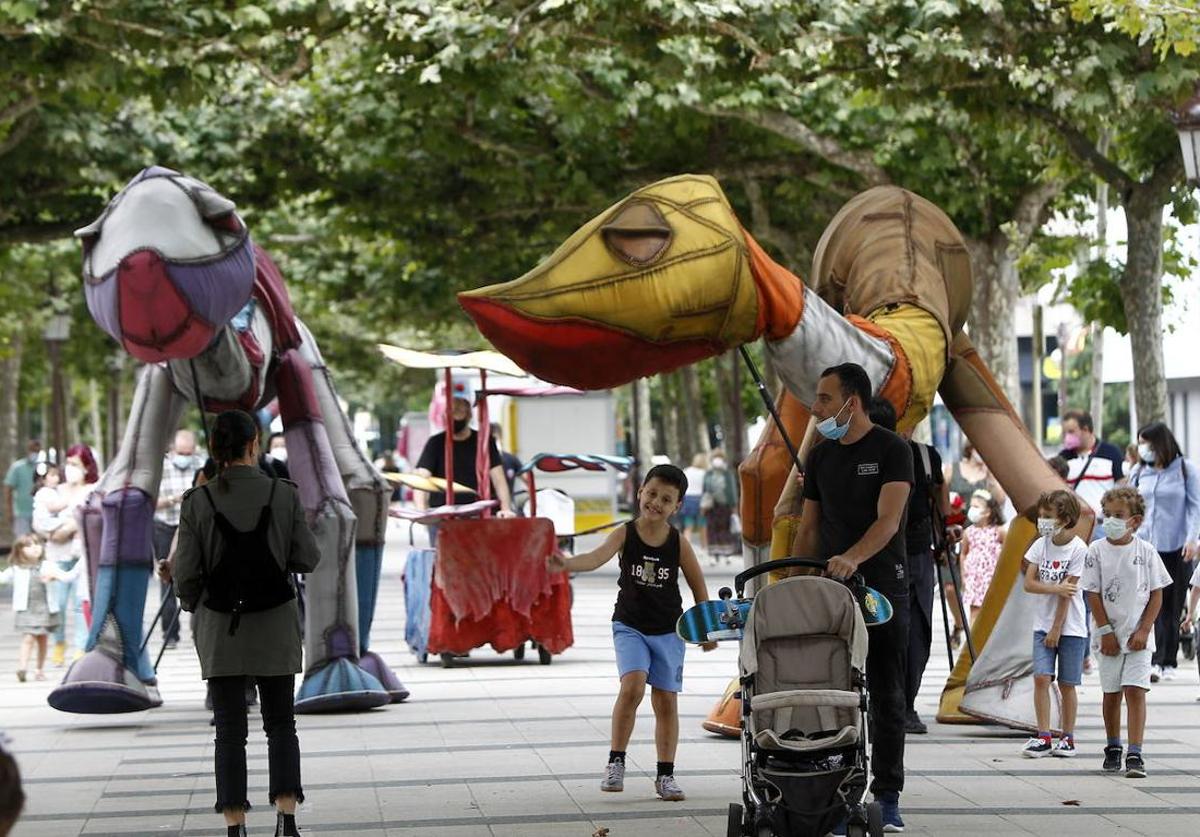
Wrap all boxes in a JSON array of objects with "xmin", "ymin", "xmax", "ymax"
[
  {"xmin": 47, "ymin": 649, "xmax": 162, "ymax": 714},
  {"xmin": 357, "ymin": 650, "xmax": 410, "ymax": 703},
  {"xmin": 293, "ymin": 657, "xmax": 391, "ymax": 714}
]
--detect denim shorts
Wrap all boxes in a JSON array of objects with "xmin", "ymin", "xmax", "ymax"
[
  {"xmin": 678, "ymin": 495, "xmax": 704, "ymax": 529},
  {"xmin": 1032, "ymin": 631, "xmax": 1088, "ymax": 686},
  {"xmin": 613, "ymin": 620, "xmax": 685, "ymax": 692}
]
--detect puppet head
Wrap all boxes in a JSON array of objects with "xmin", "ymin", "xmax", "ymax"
[
  {"xmin": 458, "ymin": 175, "xmax": 800, "ymax": 389},
  {"xmin": 76, "ymin": 167, "xmax": 255, "ymax": 363}
]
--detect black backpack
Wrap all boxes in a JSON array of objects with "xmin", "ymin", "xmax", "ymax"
[{"xmin": 198, "ymin": 480, "xmax": 295, "ymax": 635}]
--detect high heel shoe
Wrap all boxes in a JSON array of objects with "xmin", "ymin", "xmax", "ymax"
[{"xmin": 226, "ymin": 825, "xmax": 247, "ymax": 837}]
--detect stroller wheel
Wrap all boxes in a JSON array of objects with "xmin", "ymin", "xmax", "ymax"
[
  {"xmin": 867, "ymin": 801, "xmax": 884, "ymax": 837},
  {"xmin": 726, "ymin": 802, "xmax": 743, "ymax": 837}
]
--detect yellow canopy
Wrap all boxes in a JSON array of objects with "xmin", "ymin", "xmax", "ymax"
[
  {"xmin": 382, "ymin": 472, "xmax": 476, "ymax": 495},
  {"xmin": 377, "ymin": 344, "xmax": 527, "ymax": 377}
]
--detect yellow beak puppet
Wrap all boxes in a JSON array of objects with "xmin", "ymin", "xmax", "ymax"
[{"xmin": 460, "ymin": 174, "xmax": 1093, "ymax": 733}]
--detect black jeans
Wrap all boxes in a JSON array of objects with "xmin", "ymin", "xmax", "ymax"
[
  {"xmin": 867, "ymin": 592, "xmax": 910, "ymax": 796},
  {"xmin": 1153, "ymin": 549, "xmax": 1188, "ymax": 669},
  {"xmin": 905, "ymin": 549, "xmax": 934, "ymax": 711},
  {"xmin": 211, "ymin": 674, "xmax": 303, "ymax": 812},
  {"xmin": 153, "ymin": 520, "xmax": 180, "ymax": 643}
]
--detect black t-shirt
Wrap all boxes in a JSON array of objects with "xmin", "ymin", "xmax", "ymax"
[
  {"xmin": 612, "ymin": 522, "xmax": 683, "ymax": 635},
  {"xmin": 802, "ymin": 426, "xmax": 914, "ymax": 597},
  {"xmin": 905, "ymin": 442, "xmax": 943, "ymax": 557},
  {"xmin": 415, "ymin": 430, "xmax": 502, "ymax": 507}
]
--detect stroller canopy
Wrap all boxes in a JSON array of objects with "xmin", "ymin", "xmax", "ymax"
[{"xmin": 741, "ymin": 574, "xmax": 868, "ymax": 680}]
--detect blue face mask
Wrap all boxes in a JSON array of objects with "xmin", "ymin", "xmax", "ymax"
[{"xmin": 816, "ymin": 399, "xmax": 853, "ymax": 441}]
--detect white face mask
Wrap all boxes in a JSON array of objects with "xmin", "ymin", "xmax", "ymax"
[
  {"xmin": 1102, "ymin": 517, "xmax": 1130, "ymax": 540},
  {"xmin": 711, "ymin": 457, "xmax": 726, "ymax": 469},
  {"xmin": 64, "ymin": 464, "xmax": 85, "ymax": 484},
  {"xmin": 1137, "ymin": 442, "xmax": 1155, "ymax": 464},
  {"xmin": 1036, "ymin": 517, "xmax": 1063, "ymax": 538},
  {"xmin": 270, "ymin": 448, "xmax": 288, "ymax": 464},
  {"xmin": 967, "ymin": 506, "xmax": 986, "ymax": 525}
]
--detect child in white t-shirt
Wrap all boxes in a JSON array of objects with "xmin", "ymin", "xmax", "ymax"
[
  {"xmin": 1021, "ymin": 489, "xmax": 1089, "ymax": 758},
  {"xmin": 1082, "ymin": 487, "xmax": 1171, "ymax": 779}
]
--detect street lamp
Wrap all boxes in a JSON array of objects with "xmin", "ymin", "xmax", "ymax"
[
  {"xmin": 42, "ymin": 311, "xmax": 71, "ymax": 464},
  {"xmin": 1173, "ymin": 84, "xmax": 1200, "ymax": 183}
]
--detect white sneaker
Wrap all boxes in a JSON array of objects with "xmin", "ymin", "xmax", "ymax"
[
  {"xmin": 1150, "ymin": 665, "xmax": 1162, "ymax": 683},
  {"xmin": 1162, "ymin": 666, "xmax": 1178, "ymax": 681},
  {"xmin": 600, "ymin": 760, "xmax": 625, "ymax": 792},
  {"xmin": 1022, "ymin": 737, "xmax": 1053, "ymax": 758},
  {"xmin": 655, "ymin": 774, "xmax": 686, "ymax": 801}
]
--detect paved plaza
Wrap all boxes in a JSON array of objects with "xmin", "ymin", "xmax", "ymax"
[{"xmin": 4, "ymin": 529, "xmax": 1200, "ymax": 836}]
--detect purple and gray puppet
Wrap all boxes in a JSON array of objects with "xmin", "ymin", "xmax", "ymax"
[{"xmin": 49, "ymin": 167, "xmax": 407, "ymax": 714}]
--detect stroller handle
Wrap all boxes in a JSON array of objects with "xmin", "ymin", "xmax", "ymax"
[{"xmin": 734, "ymin": 556, "xmax": 865, "ymax": 597}]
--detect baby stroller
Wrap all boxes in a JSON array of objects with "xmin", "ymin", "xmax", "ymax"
[{"xmin": 727, "ymin": 558, "xmax": 882, "ymax": 837}]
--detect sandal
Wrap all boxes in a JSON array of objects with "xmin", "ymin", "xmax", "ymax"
[{"xmin": 35, "ymin": 671, "xmax": 46, "ymax": 681}]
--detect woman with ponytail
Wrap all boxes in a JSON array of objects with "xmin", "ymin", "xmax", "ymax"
[{"xmin": 172, "ymin": 410, "xmax": 320, "ymax": 837}]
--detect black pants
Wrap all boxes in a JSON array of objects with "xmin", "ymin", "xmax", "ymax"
[
  {"xmin": 1153, "ymin": 549, "xmax": 1188, "ymax": 669},
  {"xmin": 152, "ymin": 520, "xmax": 180, "ymax": 643},
  {"xmin": 211, "ymin": 674, "xmax": 303, "ymax": 812},
  {"xmin": 867, "ymin": 592, "xmax": 910, "ymax": 796},
  {"xmin": 905, "ymin": 550, "xmax": 934, "ymax": 711}
]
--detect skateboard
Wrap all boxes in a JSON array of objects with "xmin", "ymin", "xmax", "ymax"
[
  {"xmin": 676, "ymin": 583, "xmax": 894, "ymax": 645},
  {"xmin": 677, "ymin": 597, "xmax": 753, "ymax": 643}
]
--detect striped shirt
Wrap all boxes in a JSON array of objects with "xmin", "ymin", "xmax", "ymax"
[{"xmin": 1063, "ymin": 441, "xmax": 1123, "ymax": 517}]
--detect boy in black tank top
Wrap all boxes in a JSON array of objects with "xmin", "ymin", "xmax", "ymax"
[{"xmin": 548, "ymin": 464, "xmax": 714, "ymax": 802}]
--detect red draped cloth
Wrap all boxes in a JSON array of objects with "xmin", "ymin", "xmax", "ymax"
[{"xmin": 428, "ymin": 518, "xmax": 573, "ymax": 655}]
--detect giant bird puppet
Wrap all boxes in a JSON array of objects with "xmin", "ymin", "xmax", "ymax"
[
  {"xmin": 459, "ymin": 174, "xmax": 1094, "ymax": 731},
  {"xmin": 48, "ymin": 167, "xmax": 407, "ymax": 714}
]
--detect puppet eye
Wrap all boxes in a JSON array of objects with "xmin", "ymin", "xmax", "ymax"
[{"xmin": 601, "ymin": 200, "xmax": 672, "ymax": 266}]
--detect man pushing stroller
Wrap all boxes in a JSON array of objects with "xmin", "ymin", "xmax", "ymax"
[{"xmin": 789, "ymin": 363, "xmax": 913, "ymax": 833}]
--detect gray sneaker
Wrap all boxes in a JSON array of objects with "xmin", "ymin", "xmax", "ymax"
[
  {"xmin": 600, "ymin": 760, "xmax": 624, "ymax": 792},
  {"xmin": 655, "ymin": 774, "xmax": 686, "ymax": 801}
]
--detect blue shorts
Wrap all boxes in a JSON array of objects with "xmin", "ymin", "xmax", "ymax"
[
  {"xmin": 613, "ymin": 621, "xmax": 685, "ymax": 692},
  {"xmin": 678, "ymin": 495, "xmax": 704, "ymax": 529},
  {"xmin": 1032, "ymin": 631, "xmax": 1087, "ymax": 686}
]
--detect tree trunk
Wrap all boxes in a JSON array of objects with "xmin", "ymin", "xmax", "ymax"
[
  {"xmin": 678, "ymin": 364, "xmax": 709, "ymax": 458},
  {"xmin": 661, "ymin": 373, "xmax": 684, "ymax": 464},
  {"xmin": 88, "ymin": 378, "xmax": 104, "ymax": 466},
  {"xmin": 0, "ymin": 332, "xmax": 21, "ymax": 467},
  {"xmin": 1090, "ymin": 134, "xmax": 1110, "ymax": 439},
  {"xmin": 965, "ymin": 234, "xmax": 1022, "ymax": 411},
  {"xmin": 715, "ymin": 351, "xmax": 748, "ymax": 466},
  {"xmin": 0, "ymin": 331, "xmax": 21, "ymax": 543},
  {"xmin": 633, "ymin": 378, "xmax": 655, "ymax": 484},
  {"xmin": 1120, "ymin": 188, "xmax": 1168, "ymax": 425}
]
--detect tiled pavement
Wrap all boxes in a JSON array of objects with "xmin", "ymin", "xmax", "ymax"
[{"xmin": 4, "ymin": 526, "xmax": 1200, "ymax": 836}]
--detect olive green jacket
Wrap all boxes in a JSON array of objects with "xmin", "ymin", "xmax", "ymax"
[{"xmin": 173, "ymin": 465, "xmax": 320, "ymax": 679}]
